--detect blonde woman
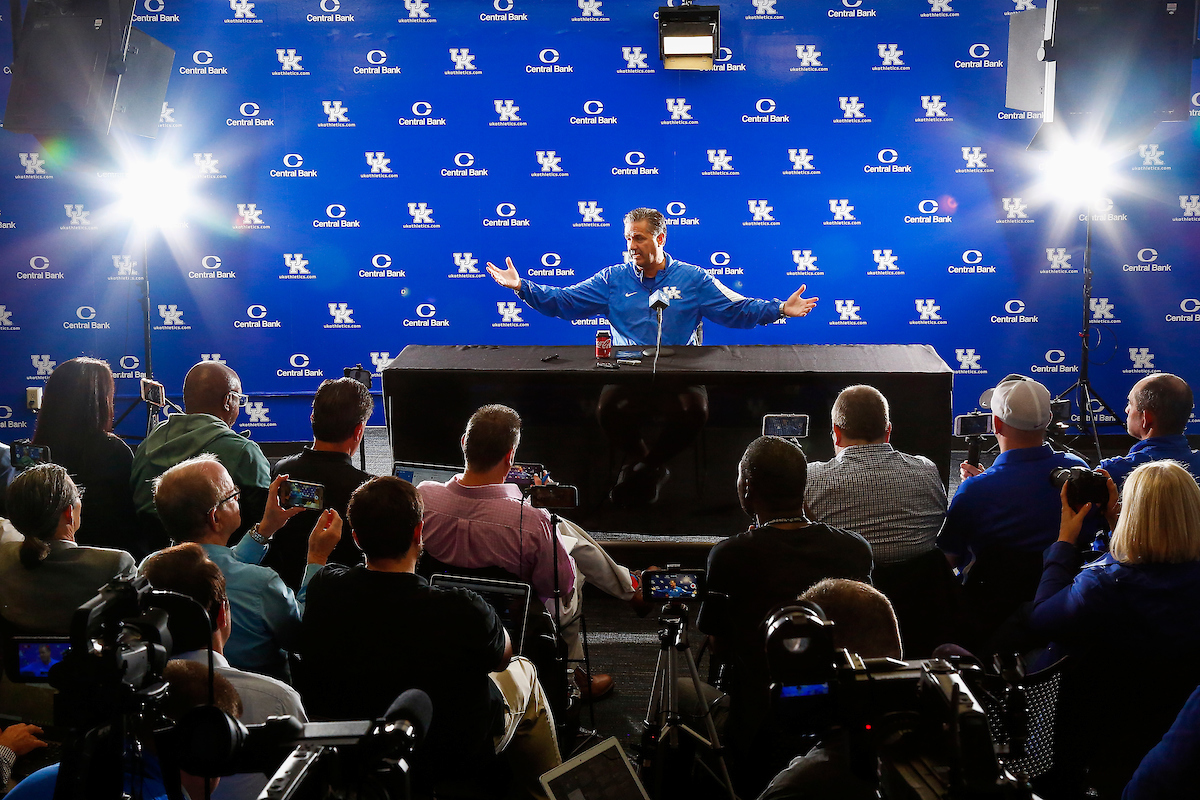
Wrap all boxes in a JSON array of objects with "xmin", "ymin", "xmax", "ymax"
[{"xmin": 1030, "ymin": 460, "xmax": 1200, "ymax": 799}]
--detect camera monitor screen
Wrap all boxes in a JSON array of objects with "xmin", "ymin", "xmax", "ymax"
[
  {"xmin": 645, "ymin": 570, "xmax": 705, "ymax": 600},
  {"xmin": 6, "ymin": 637, "xmax": 70, "ymax": 682}
]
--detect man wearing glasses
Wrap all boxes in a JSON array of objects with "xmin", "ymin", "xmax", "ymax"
[{"xmin": 131, "ymin": 361, "xmax": 273, "ymax": 549}]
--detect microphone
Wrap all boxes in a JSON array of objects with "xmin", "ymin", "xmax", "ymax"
[
  {"xmin": 645, "ymin": 290, "xmax": 674, "ymax": 367},
  {"xmin": 648, "ymin": 289, "xmax": 671, "ymax": 312},
  {"xmin": 383, "ymin": 688, "xmax": 433, "ymax": 749}
]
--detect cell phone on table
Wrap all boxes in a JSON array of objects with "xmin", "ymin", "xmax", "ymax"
[
  {"xmin": 505, "ymin": 463, "xmax": 544, "ymax": 489},
  {"xmin": 11, "ymin": 440, "xmax": 50, "ymax": 469},
  {"xmin": 280, "ymin": 478, "xmax": 325, "ymax": 510}
]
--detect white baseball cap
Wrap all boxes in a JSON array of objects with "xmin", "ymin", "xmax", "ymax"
[{"xmin": 980, "ymin": 374, "xmax": 1051, "ymax": 431}]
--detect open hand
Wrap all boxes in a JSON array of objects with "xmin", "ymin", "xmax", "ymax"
[
  {"xmin": 485, "ymin": 257, "xmax": 521, "ymax": 289},
  {"xmin": 782, "ymin": 284, "xmax": 819, "ymax": 318}
]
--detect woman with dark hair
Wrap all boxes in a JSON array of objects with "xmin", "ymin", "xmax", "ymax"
[
  {"xmin": 31, "ymin": 357, "xmax": 139, "ymax": 555},
  {"xmin": 0, "ymin": 464, "xmax": 134, "ymax": 633}
]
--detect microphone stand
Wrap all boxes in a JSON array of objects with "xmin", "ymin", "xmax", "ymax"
[{"xmin": 644, "ymin": 291, "xmax": 673, "ymax": 373}]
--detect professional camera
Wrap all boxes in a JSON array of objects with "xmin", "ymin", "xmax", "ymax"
[
  {"xmin": 1049, "ymin": 465, "xmax": 1110, "ymax": 512},
  {"xmin": 764, "ymin": 603, "xmax": 1034, "ymax": 800}
]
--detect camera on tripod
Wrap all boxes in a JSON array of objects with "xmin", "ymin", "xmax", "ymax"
[{"xmin": 1049, "ymin": 465, "xmax": 1111, "ymax": 512}]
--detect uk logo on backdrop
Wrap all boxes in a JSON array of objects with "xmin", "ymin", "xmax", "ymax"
[
  {"xmin": 154, "ymin": 304, "xmax": 191, "ymax": 330},
  {"xmin": 783, "ymin": 148, "xmax": 820, "ymax": 175},
  {"xmin": 234, "ymin": 203, "xmax": 269, "ymax": 229},
  {"xmin": 702, "ymin": 149, "xmax": 738, "ymax": 176},
  {"xmin": 747, "ymin": 0, "xmax": 783, "ymax": 20},
  {"xmin": 922, "ymin": 0, "xmax": 958, "ymax": 17},
  {"xmin": 404, "ymin": 202, "xmax": 439, "ymax": 229},
  {"xmin": 955, "ymin": 349, "xmax": 984, "ymax": 372},
  {"xmin": 370, "ymin": 352, "xmax": 392, "ymax": 374},
  {"xmin": 618, "ymin": 46, "xmax": 654, "ymax": 73},
  {"xmin": 16, "ymin": 152, "xmax": 51, "ymax": 179},
  {"xmin": 916, "ymin": 95, "xmax": 952, "ymax": 122},
  {"xmin": 791, "ymin": 44, "xmax": 827, "ymax": 72},
  {"xmin": 451, "ymin": 252, "xmax": 483, "ymax": 278},
  {"xmin": 957, "ymin": 146, "xmax": 993, "ymax": 173},
  {"xmin": 0, "ymin": 306, "xmax": 19, "ymax": 331},
  {"xmin": 241, "ymin": 401, "xmax": 275, "ymax": 427},
  {"xmin": 744, "ymin": 200, "xmax": 779, "ymax": 226},
  {"xmin": 400, "ymin": 0, "xmax": 436, "ymax": 22},
  {"xmin": 61, "ymin": 204, "xmax": 96, "ymax": 230},
  {"xmin": 30, "ymin": 355, "xmax": 57, "ymax": 378},
  {"xmin": 835, "ymin": 96, "xmax": 870, "ymax": 123},
  {"xmin": 997, "ymin": 197, "xmax": 1034, "ymax": 224},
  {"xmin": 572, "ymin": 0, "xmax": 609, "ymax": 22},
  {"xmin": 319, "ymin": 101, "xmax": 354, "ymax": 127},
  {"xmin": 1125, "ymin": 348, "xmax": 1156, "ymax": 373},
  {"xmin": 912, "ymin": 299, "xmax": 946, "ymax": 325},
  {"xmin": 663, "ymin": 98, "xmax": 697, "ymax": 125},
  {"xmin": 226, "ymin": 0, "xmax": 261, "ymax": 23},
  {"xmin": 873, "ymin": 44, "xmax": 908, "ymax": 70},
  {"xmin": 1134, "ymin": 144, "xmax": 1168, "ymax": 171},
  {"xmin": 1042, "ymin": 247, "xmax": 1076, "ymax": 274},
  {"xmin": 825, "ymin": 199, "xmax": 860, "ymax": 226},
  {"xmin": 493, "ymin": 301, "xmax": 529, "ymax": 328},
  {"xmin": 788, "ymin": 249, "xmax": 824, "ymax": 276},
  {"xmin": 281, "ymin": 253, "xmax": 314, "ymax": 279},
  {"xmin": 1090, "ymin": 298, "xmax": 1121, "ymax": 324},
  {"xmin": 273, "ymin": 48, "xmax": 309, "ymax": 75},
  {"xmin": 446, "ymin": 48, "xmax": 481, "ymax": 74},
  {"xmin": 573, "ymin": 201, "xmax": 609, "ymax": 227},
  {"xmin": 361, "ymin": 152, "xmax": 396, "ymax": 179},
  {"xmin": 532, "ymin": 150, "xmax": 567, "ymax": 177},
  {"xmin": 868, "ymin": 249, "xmax": 903, "ymax": 275},
  {"xmin": 490, "ymin": 99, "xmax": 525, "ymax": 126},
  {"xmin": 325, "ymin": 303, "xmax": 360, "ymax": 328},
  {"xmin": 110, "ymin": 255, "xmax": 139, "ymax": 281},
  {"xmin": 830, "ymin": 300, "xmax": 865, "ymax": 326},
  {"xmin": 1173, "ymin": 195, "xmax": 1200, "ymax": 221}
]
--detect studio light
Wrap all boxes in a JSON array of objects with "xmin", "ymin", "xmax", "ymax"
[{"xmin": 659, "ymin": 4, "xmax": 720, "ymax": 71}]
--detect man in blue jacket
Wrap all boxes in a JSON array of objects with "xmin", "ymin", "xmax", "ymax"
[
  {"xmin": 1103, "ymin": 373, "xmax": 1199, "ymax": 487},
  {"xmin": 486, "ymin": 207, "xmax": 818, "ymax": 505}
]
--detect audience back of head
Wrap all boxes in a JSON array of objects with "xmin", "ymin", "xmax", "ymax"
[
  {"xmin": 142, "ymin": 542, "xmax": 227, "ymax": 626},
  {"xmin": 152, "ymin": 455, "xmax": 226, "ymax": 543},
  {"xmin": 462, "ymin": 404, "xmax": 521, "ymax": 471},
  {"xmin": 312, "ymin": 378, "xmax": 373, "ymax": 443},
  {"xmin": 182, "ymin": 361, "xmax": 240, "ymax": 418},
  {"xmin": 831, "ymin": 385, "xmax": 889, "ymax": 442},
  {"xmin": 1110, "ymin": 460, "xmax": 1200, "ymax": 565},
  {"xmin": 1132, "ymin": 374, "xmax": 1193, "ymax": 436},
  {"xmin": 739, "ymin": 435, "xmax": 808, "ymax": 514},
  {"xmin": 347, "ymin": 476, "xmax": 424, "ymax": 561},
  {"xmin": 31, "ymin": 357, "xmax": 115, "ymax": 452},
  {"xmin": 800, "ymin": 579, "xmax": 902, "ymax": 660},
  {"xmin": 7, "ymin": 464, "xmax": 80, "ymax": 568}
]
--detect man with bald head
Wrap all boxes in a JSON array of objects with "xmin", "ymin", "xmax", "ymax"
[
  {"xmin": 1101, "ymin": 373, "xmax": 1200, "ymax": 487},
  {"xmin": 131, "ymin": 361, "xmax": 272, "ymax": 545}
]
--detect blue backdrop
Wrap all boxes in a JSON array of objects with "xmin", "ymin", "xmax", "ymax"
[{"xmin": 1, "ymin": 0, "xmax": 1197, "ymax": 442}]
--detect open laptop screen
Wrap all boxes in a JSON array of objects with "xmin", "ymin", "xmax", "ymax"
[{"xmin": 393, "ymin": 460, "xmax": 459, "ymax": 486}]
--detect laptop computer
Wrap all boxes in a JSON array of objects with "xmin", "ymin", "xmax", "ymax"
[
  {"xmin": 428, "ymin": 574, "xmax": 532, "ymax": 655},
  {"xmin": 392, "ymin": 460, "xmax": 459, "ymax": 486},
  {"xmin": 540, "ymin": 737, "xmax": 651, "ymax": 800}
]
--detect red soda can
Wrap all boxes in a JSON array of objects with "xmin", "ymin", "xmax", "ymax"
[{"xmin": 596, "ymin": 330, "xmax": 613, "ymax": 359}]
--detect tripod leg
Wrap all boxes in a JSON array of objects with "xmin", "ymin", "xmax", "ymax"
[{"xmin": 682, "ymin": 649, "xmax": 737, "ymax": 800}]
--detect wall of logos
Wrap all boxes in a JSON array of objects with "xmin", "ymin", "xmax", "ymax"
[{"xmin": 0, "ymin": 0, "xmax": 1197, "ymax": 443}]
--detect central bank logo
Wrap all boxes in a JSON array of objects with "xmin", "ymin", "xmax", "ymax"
[
  {"xmin": 793, "ymin": 44, "xmax": 825, "ymax": 71},
  {"xmin": 447, "ymin": 48, "xmax": 479, "ymax": 73},
  {"xmin": 915, "ymin": 299, "xmax": 941, "ymax": 321},
  {"xmin": 31, "ymin": 355, "xmax": 56, "ymax": 376},
  {"xmin": 958, "ymin": 146, "xmax": 992, "ymax": 172},
  {"xmin": 63, "ymin": 204, "xmax": 91, "ymax": 226},
  {"xmin": 235, "ymin": 203, "xmax": 267, "ymax": 228},
  {"xmin": 405, "ymin": 202, "xmax": 438, "ymax": 228},
  {"xmin": 835, "ymin": 300, "xmax": 861, "ymax": 321},
  {"xmin": 666, "ymin": 98, "xmax": 693, "ymax": 122},
  {"xmin": 454, "ymin": 252, "xmax": 480, "ymax": 274},
  {"xmin": 322, "ymin": 100, "xmax": 350, "ymax": 123},
  {"xmin": 328, "ymin": 303, "xmax": 355, "ymax": 324},
  {"xmin": 18, "ymin": 152, "xmax": 49, "ymax": 178},
  {"xmin": 536, "ymin": 151, "xmax": 563, "ymax": 173},
  {"xmin": 1128, "ymin": 348, "xmax": 1155, "ymax": 370},
  {"xmin": 876, "ymin": 44, "xmax": 905, "ymax": 67},
  {"xmin": 839, "ymin": 96, "xmax": 866, "ymax": 119},
  {"xmin": 229, "ymin": 0, "xmax": 256, "ymax": 19},
  {"xmin": 748, "ymin": 200, "xmax": 774, "ymax": 222},
  {"xmin": 157, "ymin": 304, "xmax": 188, "ymax": 327},
  {"xmin": 496, "ymin": 301, "xmax": 524, "ymax": 324},
  {"xmin": 578, "ymin": 201, "xmax": 604, "ymax": 222},
  {"xmin": 283, "ymin": 253, "xmax": 311, "ymax": 276},
  {"xmin": 621, "ymin": 46, "xmax": 649, "ymax": 70},
  {"xmin": 370, "ymin": 352, "xmax": 392, "ymax": 373},
  {"xmin": 274, "ymin": 49, "xmax": 306, "ymax": 74},
  {"xmin": 404, "ymin": 0, "xmax": 431, "ymax": 18},
  {"xmin": 1044, "ymin": 248, "xmax": 1073, "ymax": 272},
  {"xmin": 955, "ymin": 349, "xmax": 982, "ymax": 371},
  {"xmin": 244, "ymin": 402, "xmax": 271, "ymax": 424},
  {"xmin": 365, "ymin": 152, "xmax": 392, "ymax": 173},
  {"xmin": 921, "ymin": 95, "xmax": 948, "ymax": 118},
  {"xmin": 871, "ymin": 249, "xmax": 900, "ymax": 272}
]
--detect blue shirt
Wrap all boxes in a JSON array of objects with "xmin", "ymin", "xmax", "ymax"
[
  {"xmin": 517, "ymin": 254, "xmax": 781, "ymax": 346},
  {"xmin": 7, "ymin": 755, "xmax": 169, "ymax": 800},
  {"xmin": 937, "ymin": 443, "xmax": 1088, "ymax": 558},
  {"xmin": 199, "ymin": 537, "xmax": 319, "ymax": 682},
  {"xmin": 1100, "ymin": 435, "xmax": 1200, "ymax": 488},
  {"xmin": 1124, "ymin": 684, "xmax": 1200, "ymax": 799}
]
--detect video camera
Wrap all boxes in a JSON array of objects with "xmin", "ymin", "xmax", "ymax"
[
  {"xmin": 764, "ymin": 602, "xmax": 1034, "ymax": 800},
  {"xmin": 45, "ymin": 577, "xmax": 431, "ymax": 800}
]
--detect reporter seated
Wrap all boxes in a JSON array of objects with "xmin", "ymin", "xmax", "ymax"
[
  {"xmin": 758, "ymin": 579, "xmax": 902, "ymax": 800},
  {"xmin": 0, "ymin": 464, "xmax": 134, "ymax": 634},
  {"xmin": 5, "ymin": 660, "xmax": 241, "ymax": 800},
  {"xmin": 1028, "ymin": 460, "xmax": 1200, "ymax": 798}
]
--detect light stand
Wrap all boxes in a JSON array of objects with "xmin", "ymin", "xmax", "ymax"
[
  {"xmin": 110, "ymin": 229, "xmax": 162, "ymax": 439},
  {"xmin": 1053, "ymin": 205, "xmax": 1124, "ymax": 462},
  {"xmin": 638, "ymin": 601, "xmax": 735, "ymax": 800}
]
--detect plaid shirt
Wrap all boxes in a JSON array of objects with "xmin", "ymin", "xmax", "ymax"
[{"xmin": 805, "ymin": 442, "xmax": 947, "ymax": 565}]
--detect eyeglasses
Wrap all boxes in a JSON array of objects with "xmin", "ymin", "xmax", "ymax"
[
  {"xmin": 208, "ymin": 490, "xmax": 240, "ymax": 516},
  {"xmin": 228, "ymin": 391, "xmax": 250, "ymax": 407}
]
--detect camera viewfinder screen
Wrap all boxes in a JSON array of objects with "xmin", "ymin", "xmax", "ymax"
[
  {"xmin": 645, "ymin": 571, "xmax": 703, "ymax": 600},
  {"xmin": 17, "ymin": 640, "xmax": 69, "ymax": 680},
  {"xmin": 12, "ymin": 443, "xmax": 48, "ymax": 470},
  {"xmin": 286, "ymin": 481, "xmax": 323, "ymax": 510}
]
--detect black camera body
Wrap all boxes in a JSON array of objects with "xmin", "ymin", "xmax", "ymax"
[{"xmin": 1049, "ymin": 465, "xmax": 1110, "ymax": 511}]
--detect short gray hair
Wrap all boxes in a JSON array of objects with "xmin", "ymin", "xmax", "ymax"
[{"xmin": 624, "ymin": 207, "xmax": 666, "ymax": 236}]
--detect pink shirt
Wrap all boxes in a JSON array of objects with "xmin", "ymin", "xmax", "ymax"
[{"xmin": 417, "ymin": 476, "xmax": 577, "ymax": 601}]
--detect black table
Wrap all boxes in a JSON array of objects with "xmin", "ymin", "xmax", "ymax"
[{"xmin": 383, "ymin": 344, "xmax": 953, "ymax": 537}]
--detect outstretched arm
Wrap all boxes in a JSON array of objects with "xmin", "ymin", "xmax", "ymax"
[
  {"xmin": 782, "ymin": 284, "xmax": 819, "ymax": 318},
  {"xmin": 486, "ymin": 257, "xmax": 521, "ymax": 290}
]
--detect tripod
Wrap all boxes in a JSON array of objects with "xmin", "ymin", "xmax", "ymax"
[
  {"xmin": 1055, "ymin": 210, "xmax": 1124, "ymax": 462},
  {"xmin": 638, "ymin": 602, "xmax": 736, "ymax": 800}
]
